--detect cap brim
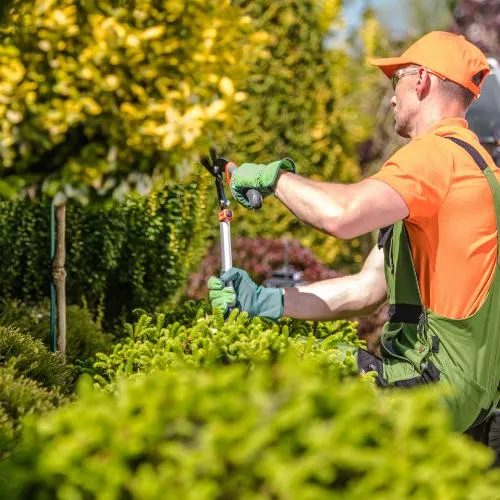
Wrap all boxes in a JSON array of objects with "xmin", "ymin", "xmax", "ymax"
[{"xmin": 368, "ymin": 56, "xmax": 411, "ymax": 79}]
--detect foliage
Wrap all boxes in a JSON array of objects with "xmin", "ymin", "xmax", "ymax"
[
  {"xmin": 0, "ymin": 325, "xmax": 72, "ymax": 392},
  {"xmin": 222, "ymin": 1, "xmax": 383, "ymax": 270},
  {"xmin": 0, "ymin": 179, "xmax": 213, "ymax": 330},
  {"xmin": 2, "ymin": 357, "xmax": 500, "ymax": 499},
  {"xmin": 0, "ymin": 324, "xmax": 69, "ymax": 457},
  {"xmin": 92, "ymin": 304, "xmax": 362, "ymax": 389},
  {"xmin": 0, "ymin": 363, "xmax": 65, "ymax": 459},
  {"xmin": 186, "ymin": 237, "xmax": 338, "ymax": 300},
  {"xmin": 0, "ymin": 0, "xmax": 267, "ymax": 202},
  {"xmin": 0, "ymin": 299, "xmax": 113, "ymax": 364}
]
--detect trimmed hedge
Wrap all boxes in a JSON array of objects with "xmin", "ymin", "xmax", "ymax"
[
  {"xmin": 92, "ymin": 303, "xmax": 362, "ymax": 389},
  {"xmin": 1, "ymin": 358, "xmax": 499, "ymax": 499},
  {"xmin": 0, "ymin": 180, "xmax": 213, "ymax": 330}
]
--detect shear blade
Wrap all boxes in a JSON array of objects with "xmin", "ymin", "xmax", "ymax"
[
  {"xmin": 210, "ymin": 147, "xmax": 219, "ymax": 163},
  {"xmin": 200, "ymin": 155, "xmax": 213, "ymax": 173}
]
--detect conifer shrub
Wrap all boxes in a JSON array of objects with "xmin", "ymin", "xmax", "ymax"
[
  {"xmin": 0, "ymin": 325, "xmax": 72, "ymax": 392},
  {"xmin": 0, "ymin": 300, "xmax": 113, "ymax": 364},
  {"xmin": 1, "ymin": 358, "xmax": 499, "ymax": 499},
  {"xmin": 0, "ymin": 363, "xmax": 65, "ymax": 459},
  {"xmin": 92, "ymin": 304, "xmax": 362, "ymax": 389}
]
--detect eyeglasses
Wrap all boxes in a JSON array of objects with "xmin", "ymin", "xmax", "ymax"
[
  {"xmin": 391, "ymin": 67, "xmax": 420, "ymax": 90},
  {"xmin": 391, "ymin": 67, "xmax": 446, "ymax": 90}
]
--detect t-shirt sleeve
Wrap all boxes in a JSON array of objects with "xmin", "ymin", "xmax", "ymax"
[{"xmin": 370, "ymin": 137, "xmax": 452, "ymax": 223}]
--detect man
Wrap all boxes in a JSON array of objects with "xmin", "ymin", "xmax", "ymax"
[{"xmin": 208, "ymin": 31, "xmax": 500, "ymax": 433}]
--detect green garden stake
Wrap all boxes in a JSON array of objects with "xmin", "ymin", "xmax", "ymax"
[{"xmin": 50, "ymin": 203, "xmax": 57, "ymax": 352}]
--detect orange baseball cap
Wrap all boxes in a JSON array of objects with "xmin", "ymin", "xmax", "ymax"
[{"xmin": 368, "ymin": 31, "xmax": 490, "ymax": 97}]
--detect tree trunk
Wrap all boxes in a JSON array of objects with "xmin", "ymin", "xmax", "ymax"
[{"xmin": 53, "ymin": 202, "xmax": 67, "ymax": 357}]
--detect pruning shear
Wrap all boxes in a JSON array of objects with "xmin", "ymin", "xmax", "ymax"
[{"xmin": 201, "ymin": 148, "xmax": 262, "ymax": 315}]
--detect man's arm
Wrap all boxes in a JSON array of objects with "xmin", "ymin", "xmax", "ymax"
[
  {"xmin": 274, "ymin": 172, "xmax": 408, "ymax": 239},
  {"xmin": 283, "ymin": 244, "xmax": 387, "ymax": 321}
]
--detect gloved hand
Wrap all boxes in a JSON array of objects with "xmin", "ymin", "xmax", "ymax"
[
  {"xmin": 207, "ymin": 267, "xmax": 284, "ymax": 321},
  {"xmin": 230, "ymin": 158, "xmax": 296, "ymax": 209}
]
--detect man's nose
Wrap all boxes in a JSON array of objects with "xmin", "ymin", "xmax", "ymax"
[{"xmin": 390, "ymin": 96, "xmax": 396, "ymax": 107}]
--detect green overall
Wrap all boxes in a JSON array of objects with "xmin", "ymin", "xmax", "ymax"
[{"xmin": 363, "ymin": 138, "xmax": 500, "ymax": 432}]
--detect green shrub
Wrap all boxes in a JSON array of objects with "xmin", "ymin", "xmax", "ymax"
[
  {"xmin": 0, "ymin": 299, "xmax": 113, "ymax": 364},
  {"xmin": 0, "ymin": 0, "xmax": 266, "ymax": 201},
  {"xmin": 1, "ymin": 358, "xmax": 499, "ymax": 499},
  {"xmin": 0, "ymin": 363, "xmax": 65, "ymax": 459},
  {"xmin": 0, "ymin": 181, "xmax": 214, "ymax": 330},
  {"xmin": 225, "ymin": 0, "xmax": 383, "ymax": 271},
  {"xmin": 0, "ymin": 325, "xmax": 72, "ymax": 392},
  {"xmin": 92, "ymin": 304, "xmax": 362, "ymax": 389}
]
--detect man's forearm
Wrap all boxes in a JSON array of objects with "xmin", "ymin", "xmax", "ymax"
[{"xmin": 283, "ymin": 274, "xmax": 385, "ymax": 321}]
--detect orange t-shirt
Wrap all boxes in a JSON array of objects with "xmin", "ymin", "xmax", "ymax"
[{"xmin": 371, "ymin": 117, "xmax": 499, "ymax": 319}]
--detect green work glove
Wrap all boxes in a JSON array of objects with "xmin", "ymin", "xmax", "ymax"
[
  {"xmin": 230, "ymin": 158, "xmax": 296, "ymax": 209},
  {"xmin": 207, "ymin": 268, "xmax": 284, "ymax": 321}
]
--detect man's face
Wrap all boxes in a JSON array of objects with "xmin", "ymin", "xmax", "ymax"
[{"xmin": 391, "ymin": 66, "xmax": 420, "ymax": 138}]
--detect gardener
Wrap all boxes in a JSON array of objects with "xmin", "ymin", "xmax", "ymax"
[{"xmin": 208, "ymin": 31, "xmax": 500, "ymax": 433}]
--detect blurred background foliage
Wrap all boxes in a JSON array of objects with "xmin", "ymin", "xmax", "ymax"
[
  {"xmin": 0, "ymin": 0, "xmax": 266, "ymax": 202},
  {"xmin": 0, "ymin": 0, "xmax": 498, "ymax": 343},
  {"xmin": 0, "ymin": 177, "xmax": 213, "ymax": 332}
]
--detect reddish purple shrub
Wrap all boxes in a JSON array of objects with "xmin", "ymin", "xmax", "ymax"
[{"xmin": 185, "ymin": 237, "xmax": 338, "ymax": 300}]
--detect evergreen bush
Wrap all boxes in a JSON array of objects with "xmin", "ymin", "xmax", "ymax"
[
  {"xmin": 0, "ymin": 299, "xmax": 113, "ymax": 364},
  {"xmin": 0, "ymin": 325, "xmax": 72, "ymax": 392},
  {"xmin": 0, "ymin": 181, "xmax": 213, "ymax": 330},
  {"xmin": 92, "ymin": 304, "xmax": 362, "ymax": 389},
  {"xmin": 1, "ymin": 358, "xmax": 499, "ymax": 499},
  {"xmin": 0, "ymin": 363, "xmax": 65, "ymax": 459}
]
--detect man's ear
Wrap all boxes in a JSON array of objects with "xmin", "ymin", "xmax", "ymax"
[{"xmin": 415, "ymin": 67, "xmax": 431, "ymax": 100}]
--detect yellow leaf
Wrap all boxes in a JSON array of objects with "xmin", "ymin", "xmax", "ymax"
[
  {"xmin": 6, "ymin": 110, "xmax": 23, "ymax": 124},
  {"xmin": 141, "ymin": 26, "xmax": 166, "ymax": 41},
  {"xmin": 218, "ymin": 77, "xmax": 234, "ymax": 96}
]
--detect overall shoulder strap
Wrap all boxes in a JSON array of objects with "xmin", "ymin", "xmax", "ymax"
[
  {"xmin": 444, "ymin": 136, "xmax": 500, "ymax": 262},
  {"xmin": 444, "ymin": 137, "xmax": 500, "ymax": 256},
  {"xmin": 445, "ymin": 136, "xmax": 489, "ymax": 171}
]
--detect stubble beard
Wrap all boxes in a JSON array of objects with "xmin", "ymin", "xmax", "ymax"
[{"xmin": 394, "ymin": 112, "xmax": 411, "ymax": 139}]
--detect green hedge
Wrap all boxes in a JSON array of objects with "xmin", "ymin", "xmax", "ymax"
[
  {"xmin": 0, "ymin": 364, "xmax": 65, "ymax": 460},
  {"xmin": 92, "ymin": 303, "xmax": 362, "ymax": 389},
  {"xmin": 0, "ymin": 299, "xmax": 113, "ymax": 365},
  {"xmin": 0, "ymin": 326, "xmax": 68, "ymax": 458},
  {"xmin": 1, "ymin": 358, "xmax": 499, "ymax": 499},
  {"xmin": 0, "ymin": 177, "xmax": 213, "ymax": 330},
  {"xmin": 0, "ymin": 325, "xmax": 72, "ymax": 391}
]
